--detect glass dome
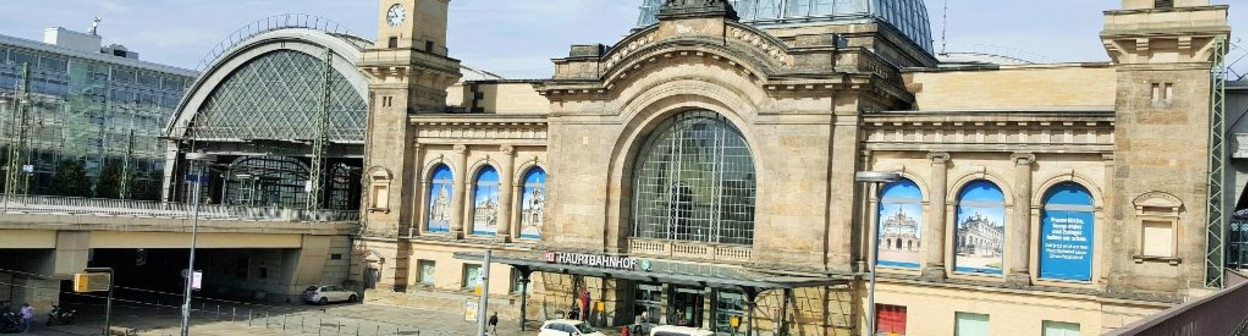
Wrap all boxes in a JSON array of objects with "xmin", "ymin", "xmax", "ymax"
[{"xmin": 638, "ymin": 0, "xmax": 934, "ymax": 54}]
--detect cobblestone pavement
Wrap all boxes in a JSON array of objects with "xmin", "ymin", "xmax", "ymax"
[{"xmin": 24, "ymin": 301, "xmax": 549, "ymax": 336}]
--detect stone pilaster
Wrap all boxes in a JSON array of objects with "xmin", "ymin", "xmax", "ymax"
[
  {"xmin": 451, "ymin": 144, "xmax": 468, "ymax": 237},
  {"xmin": 921, "ymin": 152, "xmax": 950, "ymax": 280},
  {"xmin": 1007, "ymin": 153, "xmax": 1036, "ymax": 287},
  {"xmin": 497, "ymin": 145, "xmax": 516, "ymax": 239}
]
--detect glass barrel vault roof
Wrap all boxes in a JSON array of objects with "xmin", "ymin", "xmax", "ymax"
[
  {"xmin": 189, "ymin": 49, "xmax": 366, "ymax": 143},
  {"xmin": 638, "ymin": 0, "xmax": 934, "ymax": 54}
]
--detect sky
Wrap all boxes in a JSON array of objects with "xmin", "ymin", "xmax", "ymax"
[{"xmin": 0, "ymin": 0, "xmax": 1243, "ymax": 79}]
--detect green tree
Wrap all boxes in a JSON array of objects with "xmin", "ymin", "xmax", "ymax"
[
  {"xmin": 95, "ymin": 162, "xmax": 123, "ymax": 199},
  {"xmin": 50, "ymin": 159, "xmax": 92, "ymax": 197}
]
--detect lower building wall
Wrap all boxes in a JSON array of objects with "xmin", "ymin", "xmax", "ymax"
[{"xmin": 869, "ymin": 281, "xmax": 1166, "ymax": 336}]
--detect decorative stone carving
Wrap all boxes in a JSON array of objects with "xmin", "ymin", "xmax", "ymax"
[
  {"xmin": 726, "ymin": 25, "xmax": 789, "ymax": 67},
  {"xmin": 604, "ymin": 33, "xmax": 656, "ymax": 70}
]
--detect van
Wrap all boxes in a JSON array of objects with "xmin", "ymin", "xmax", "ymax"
[{"xmin": 649, "ymin": 325, "xmax": 715, "ymax": 336}]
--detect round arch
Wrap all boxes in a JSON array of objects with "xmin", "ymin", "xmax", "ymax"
[
  {"xmin": 948, "ymin": 170, "xmax": 1015, "ymax": 207},
  {"xmin": 1032, "ymin": 173, "xmax": 1105, "ymax": 209}
]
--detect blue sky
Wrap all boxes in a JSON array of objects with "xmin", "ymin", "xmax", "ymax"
[{"xmin": 0, "ymin": 1, "xmax": 1243, "ymax": 79}]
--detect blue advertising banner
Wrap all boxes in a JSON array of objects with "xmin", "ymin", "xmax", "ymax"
[
  {"xmin": 427, "ymin": 165, "xmax": 453, "ymax": 233},
  {"xmin": 877, "ymin": 179, "xmax": 922, "ymax": 269},
  {"xmin": 1039, "ymin": 184, "xmax": 1095, "ymax": 281}
]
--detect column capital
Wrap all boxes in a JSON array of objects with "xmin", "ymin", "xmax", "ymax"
[
  {"xmin": 927, "ymin": 152, "xmax": 951, "ymax": 164},
  {"xmin": 1010, "ymin": 153, "xmax": 1036, "ymax": 166},
  {"xmin": 453, "ymin": 144, "xmax": 467, "ymax": 154}
]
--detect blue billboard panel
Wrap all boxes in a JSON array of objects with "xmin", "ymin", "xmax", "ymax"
[
  {"xmin": 954, "ymin": 181, "xmax": 1006, "ymax": 275},
  {"xmin": 1039, "ymin": 183, "xmax": 1095, "ymax": 281},
  {"xmin": 877, "ymin": 179, "xmax": 922, "ymax": 268},
  {"xmin": 427, "ymin": 165, "xmax": 453, "ymax": 233}
]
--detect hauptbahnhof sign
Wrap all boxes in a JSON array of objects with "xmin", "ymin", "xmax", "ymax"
[{"xmin": 543, "ymin": 252, "xmax": 648, "ymax": 271}]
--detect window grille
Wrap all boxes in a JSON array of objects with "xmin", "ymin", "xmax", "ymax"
[{"xmin": 632, "ymin": 110, "xmax": 756, "ymax": 245}]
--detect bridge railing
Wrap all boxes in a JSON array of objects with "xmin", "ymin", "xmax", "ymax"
[
  {"xmin": 0, "ymin": 195, "xmax": 359, "ymax": 222},
  {"xmin": 1102, "ymin": 271, "xmax": 1248, "ymax": 336}
]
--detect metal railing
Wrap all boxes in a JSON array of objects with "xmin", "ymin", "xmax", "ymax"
[
  {"xmin": 195, "ymin": 14, "xmax": 366, "ymax": 71},
  {"xmin": 1102, "ymin": 271, "xmax": 1248, "ymax": 336},
  {"xmin": 0, "ymin": 194, "xmax": 358, "ymax": 222}
]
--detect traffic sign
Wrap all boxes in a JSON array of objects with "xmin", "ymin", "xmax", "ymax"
[{"xmin": 73, "ymin": 272, "xmax": 110, "ymax": 293}]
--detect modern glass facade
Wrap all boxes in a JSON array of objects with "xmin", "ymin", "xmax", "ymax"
[
  {"xmin": 638, "ymin": 0, "xmax": 934, "ymax": 54},
  {"xmin": 0, "ymin": 33, "xmax": 196, "ymax": 198}
]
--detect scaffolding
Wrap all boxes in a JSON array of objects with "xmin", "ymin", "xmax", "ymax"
[{"xmin": 1207, "ymin": 36, "xmax": 1229, "ymax": 288}]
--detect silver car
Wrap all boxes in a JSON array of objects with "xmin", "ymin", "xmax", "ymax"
[{"xmin": 303, "ymin": 285, "xmax": 357, "ymax": 305}]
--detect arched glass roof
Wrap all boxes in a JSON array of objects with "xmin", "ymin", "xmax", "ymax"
[
  {"xmin": 638, "ymin": 0, "xmax": 934, "ymax": 54},
  {"xmin": 189, "ymin": 49, "xmax": 367, "ymax": 143}
]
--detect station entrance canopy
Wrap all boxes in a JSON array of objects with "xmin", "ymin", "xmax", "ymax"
[{"xmin": 452, "ymin": 251, "xmax": 847, "ymax": 291}]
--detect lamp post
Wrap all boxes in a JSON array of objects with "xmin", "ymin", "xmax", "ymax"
[
  {"xmin": 855, "ymin": 171, "xmax": 901, "ymax": 336},
  {"xmin": 180, "ymin": 152, "xmax": 216, "ymax": 336}
]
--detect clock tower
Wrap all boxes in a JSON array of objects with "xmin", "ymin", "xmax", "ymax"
[{"xmin": 359, "ymin": 0, "xmax": 461, "ymax": 290}]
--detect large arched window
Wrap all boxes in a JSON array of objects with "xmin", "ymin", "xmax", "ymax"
[
  {"xmin": 223, "ymin": 156, "xmax": 310, "ymax": 208},
  {"xmin": 954, "ymin": 180, "xmax": 1006, "ymax": 275},
  {"xmin": 1039, "ymin": 182, "xmax": 1095, "ymax": 281},
  {"xmin": 519, "ymin": 167, "xmax": 546, "ymax": 240},
  {"xmin": 471, "ymin": 166, "xmax": 501, "ymax": 236},
  {"xmin": 632, "ymin": 110, "xmax": 757, "ymax": 245},
  {"xmin": 427, "ymin": 164, "xmax": 453, "ymax": 233},
  {"xmin": 877, "ymin": 178, "xmax": 922, "ymax": 268}
]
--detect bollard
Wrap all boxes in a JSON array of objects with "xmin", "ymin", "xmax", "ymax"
[
  {"xmin": 216, "ymin": 305, "xmax": 221, "ymax": 321},
  {"xmin": 265, "ymin": 310, "xmax": 270, "ymax": 328},
  {"xmin": 248, "ymin": 308, "xmax": 253, "ymax": 326},
  {"xmin": 319, "ymin": 318, "xmax": 324, "ymax": 336},
  {"xmin": 356, "ymin": 324, "xmax": 360, "ymax": 336},
  {"xmin": 232, "ymin": 307, "xmax": 237, "ymax": 322},
  {"xmin": 337, "ymin": 321, "xmax": 343, "ymax": 335},
  {"xmin": 302, "ymin": 315, "xmax": 306, "ymax": 332},
  {"xmin": 375, "ymin": 325, "xmax": 380, "ymax": 336},
  {"xmin": 283, "ymin": 314, "xmax": 288, "ymax": 331}
]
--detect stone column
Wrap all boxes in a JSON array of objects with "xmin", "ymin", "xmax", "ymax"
[
  {"xmin": 450, "ymin": 144, "xmax": 468, "ymax": 237},
  {"xmin": 1008, "ymin": 153, "xmax": 1036, "ymax": 286},
  {"xmin": 496, "ymin": 145, "xmax": 516, "ymax": 239},
  {"xmin": 406, "ymin": 143, "xmax": 424, "ymax": 237},
  {"xmin": 921, "ymin": 153, "xmax": 950, "ymax": 280}
]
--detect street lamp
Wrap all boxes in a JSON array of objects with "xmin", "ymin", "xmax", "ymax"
[
  {"xmin": 180, "ymin": 152, "xmax": 216, "ymax": 336},
  {"xmin": 855, "ymin": 171, "xmax": 901, "ymax": 336}
]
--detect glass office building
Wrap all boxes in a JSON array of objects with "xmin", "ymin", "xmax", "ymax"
[{"xmin": 0, "ymin": 27, "xmax": 197, "ymax": 198}]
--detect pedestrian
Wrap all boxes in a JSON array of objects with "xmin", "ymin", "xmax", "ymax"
[
  {"xmin": 488, "ymin": 312, "xmax": 499, "ymax": 336},
  {"xmin": 568, "ymin": 306, "xmax": 580, "ymax": 320},
  {"xmin": 19, "ymin": 303, "xmax": 33, "ymax": 333}
]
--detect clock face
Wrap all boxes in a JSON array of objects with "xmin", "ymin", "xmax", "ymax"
[{"xmin": 387, "ymin": 4, "xmax": 406, "ymax": 27}]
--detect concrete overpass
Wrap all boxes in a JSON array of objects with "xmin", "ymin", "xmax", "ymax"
[{"xmin": 0, "ymin": 195, "xmax": 359, "ymax": 310}]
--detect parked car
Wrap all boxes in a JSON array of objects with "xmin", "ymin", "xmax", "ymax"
[
  {"xmin": 648, "ymin": 325, "xmax": 714, "ymax": 336},
  {"xmin": 538, "ymin": 319, "xmax": 605, "ymax": 336},
  {"xmin": 302, "ymin": 285, "xmax": 357, "ymax": 305}
]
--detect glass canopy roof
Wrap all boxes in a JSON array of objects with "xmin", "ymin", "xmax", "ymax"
[{"xmin": 638, "ymin": 0, "xmax": 934, "ymax": 54}]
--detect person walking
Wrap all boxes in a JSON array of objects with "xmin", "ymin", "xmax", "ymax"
[
  {"xmin": 18, "ymin": 303, "xmax": 33, "ymax": 334},
  {"xmin": 488, "ymin": 312, "xmax": 499, "ymax": 336}
]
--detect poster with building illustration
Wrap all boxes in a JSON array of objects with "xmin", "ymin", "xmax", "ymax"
[
  {"xmin": 954, "ymin": 181, "xmax": 1007, "ymax": 275},
  {"xmin": 471, "ymin": 167, "xmax": 500, "ymax": 236},
  {"xmin": 877, "ymin": 179, "xmax": 922, "ymax": 268},
  {"xmin": 427, "ymin": 166, "xmax": 453, "ymax": 232},
  {"xmin": 519, "ymin": 168, "xmax": 546, "ymax": 240}
]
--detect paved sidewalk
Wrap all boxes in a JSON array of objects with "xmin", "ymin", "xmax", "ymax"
[{"xmin": 25, "ymin": 301, "xmax": 553, "ymax": 336}]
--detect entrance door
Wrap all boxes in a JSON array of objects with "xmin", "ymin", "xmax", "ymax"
[{"xmin": 669, "ymin": 287, "xmax": 705, "ymax": 328}]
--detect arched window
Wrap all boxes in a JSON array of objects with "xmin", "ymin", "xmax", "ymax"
[
  {"xmin": 954, "ymin": 180, "xmax": 1006, "ymax": 275},
  {"xmin": 518, "ymin": 167, "xmax": 546, "ymax": 240},
  {"xmin": 632, "ymin": 110, "xmax": 757, "ymax": 245},
  {"xmin": 877, "ymin": 178, "xmax": 922, "ymax": 268},
  {"xmin": 427, "ymin": 165, "xmax": 453, "ymax": 233},
  {"xmin": 1039, "ymin": 182, "xmax": 1095, "ymax": 281},
  {"xmin": 471, "ymin": 166, "xmax": 501, "ymax": 236}
]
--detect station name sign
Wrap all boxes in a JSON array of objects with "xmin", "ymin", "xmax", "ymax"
[{"xmin": 543, "ymin": 252, "xmax": 642, "ymax": 270}]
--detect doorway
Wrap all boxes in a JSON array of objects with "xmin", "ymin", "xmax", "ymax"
[{"xmin": 669, "ymin": 286, "xmax": 704, "ymax": 327}]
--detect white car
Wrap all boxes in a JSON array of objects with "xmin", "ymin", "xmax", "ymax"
[
  {"xmin": 538, "ymin": 319, "xmax": 605, "ymax": 336},
  {"xmin": 648, "ymin": 325, "xmax": 714, "ymax": 336},
  {"xmin": 302, "ymin": 285, "xmax": 357, "ymax": 305}
]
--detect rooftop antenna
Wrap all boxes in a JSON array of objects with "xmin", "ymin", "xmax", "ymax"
[
  {"xmin": 940, "ymin": 0, "xmax": 949, "ymax": 54},
  {"xmin": 89, "ymin": 17, "xmax": 101, "ymax": 36}
]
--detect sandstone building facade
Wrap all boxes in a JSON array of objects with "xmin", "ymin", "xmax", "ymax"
[{"xmin": 352, "ymin": 0, "xmax": 1233, "ymax": 335}]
